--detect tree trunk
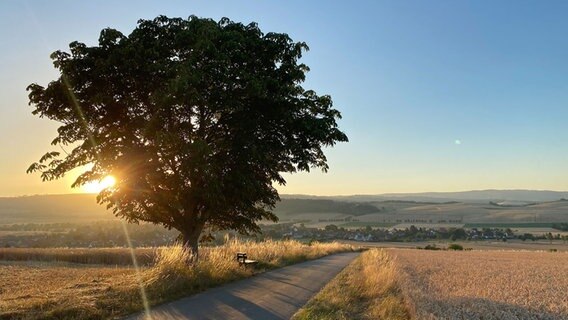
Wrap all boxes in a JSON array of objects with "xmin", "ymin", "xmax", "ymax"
[{"xmin": 181, "ymin": 224, "xmax": 203, "ymax": 262}]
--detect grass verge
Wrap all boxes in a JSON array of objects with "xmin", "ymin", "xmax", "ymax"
[
  {"xmin": 292, "ymin": 249, "xmax": 410, "ymax": 320},
  {"xmin": 1, "ymin": 239, "xmax": 356, "ymax": 320}
]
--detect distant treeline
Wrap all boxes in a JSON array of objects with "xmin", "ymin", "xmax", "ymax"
[
  {"xmin": 464, "ymin": 222, "xmax": 568, "ymax": 230},
  {"xmin": 553, "ymin": 223, "xmax": 568, "ymax": 231},
  {"xmin": 0, "ymin": 221, "xmax": 179, "ymax": 248},
  {"xmin": 379, "ymin": 200, "xmax": 460, "ymax": 205},
  {"xmin": 0, "ymin": 223, "xmax": 76, "ymax": 231},
  {"xmin": 274, "ymin": 199, "xmax": 379, "ymax": 216}
]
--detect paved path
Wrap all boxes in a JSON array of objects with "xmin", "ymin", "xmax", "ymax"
[{"xmin": 126, "ymin": 252, "xmax": 359, "ymax": 320}]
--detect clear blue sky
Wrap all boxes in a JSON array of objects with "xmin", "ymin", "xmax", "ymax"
[{"xmin": 1, "ymin": 0, "xmax": 567, "ymax": 196}]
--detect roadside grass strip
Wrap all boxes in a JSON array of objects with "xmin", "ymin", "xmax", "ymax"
[{"xmin": 293, "ymin": 249, "xmax": 409, "ymax": 320}]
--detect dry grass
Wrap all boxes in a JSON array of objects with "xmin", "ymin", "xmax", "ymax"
[
  {"xmin": 144, "ymin": 239, "xmax": 356, "ymax": 297},
  {"xmin": 293, "ymin": 249, "xmax": 410, "ymax": 320},
  {"xmin": 0, "ymin": 239, "xmax": 355, "ymax": 319},
  {"xmin": 0, "ymin": 261, "xmax": 136, "ymax": 319},
  {"xmin": 390, "ymin": 249, "xmax": 568, "ymax": 319},
  {"xmin": 0, "ymin": 248, "xmax": 156, "ymax": 265}
]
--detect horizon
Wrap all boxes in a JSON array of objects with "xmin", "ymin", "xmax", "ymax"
[
  {"xmin": 2, "ymin": 1, "xmax": 568, "ymax": 196},
  {"xmin": 3, "ymin": 188, "xmax": 568, "ymax": 200}
]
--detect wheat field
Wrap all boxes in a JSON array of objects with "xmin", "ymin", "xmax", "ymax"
[
  {"xmin": 0, "ymin": 261, "xmax": 136, "ymax": 319},
  {"xmin": 389, "ymin": 249, "xmax": 568, "ymax": 320},
  {"xmin": 0, "ymin": 247, "xmax": 156, "ymax": 265}
]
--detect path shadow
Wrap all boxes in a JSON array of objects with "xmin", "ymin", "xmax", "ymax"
[{"xmin": 149, "ymin": 290, "xmax": 284, "ymax": 320}]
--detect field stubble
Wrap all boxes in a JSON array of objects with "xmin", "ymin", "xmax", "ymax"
[
  {"xmin": 0, "ymin": 247, "xmax": 156, "ymax": 265},
  {"xmin": 390, "ymin": 249, "xmax": 568, "ymax": 320}
]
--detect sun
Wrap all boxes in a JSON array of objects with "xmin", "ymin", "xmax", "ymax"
[{"xmin": 82, "ymin": 175, "xmax": 116, "ymax": 193}]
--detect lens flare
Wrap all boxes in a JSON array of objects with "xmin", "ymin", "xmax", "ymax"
[
  {"xmin": 121, "ymin": 221, "xmax": 152, "ymax": 319},
  {"xmin": 83, "ymin": 175, "xmax": 116, "ymax": 193}
]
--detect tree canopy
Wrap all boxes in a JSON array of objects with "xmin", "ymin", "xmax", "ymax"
[{"xmin": 26, "ymin": 15, "xmax": 348, "ymax": 254}]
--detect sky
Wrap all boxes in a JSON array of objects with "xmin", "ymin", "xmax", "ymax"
[{"xmin": 1, "ymin": 0, "xmax": 567, "ymax": 197}]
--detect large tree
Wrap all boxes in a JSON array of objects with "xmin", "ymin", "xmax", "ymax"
[{"xmin": 26, "ymin": 15, "xmax": 347, "ymax": 256}]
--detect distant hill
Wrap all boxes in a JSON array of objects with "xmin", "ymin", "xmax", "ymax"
[
  {"xmin": 381, "ymin": 190, "xmax": 568, "ymax": 202},
  {"xmin": 2, "ymin": 190, "xmax": 567, "ymax": 225},
  {"xmin": 0, "ymin": 194, "xmax": 379, "ymax": 224},
  {"xmin": 284, "ymin": 189, "xmax": 568, "ymax": 203},
  {"xmin": 274, "ymin": 198, "xmax": 379, "ymax": 216},
  {"xmin": 0, "ymin": 194, "xmax": 114, "ymax": 224}
]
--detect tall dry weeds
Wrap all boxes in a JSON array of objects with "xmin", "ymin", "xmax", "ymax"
[
  {"xmin": 361, "ymin": 250, "xmax": 408, "ymax": 319},
  {"xmin": 144, "ymin": 239, "xmax": 355, "ymax": 296},
  {"xmin": 293, "ymin": 249, "xmax": 410, "ymax": 320}
]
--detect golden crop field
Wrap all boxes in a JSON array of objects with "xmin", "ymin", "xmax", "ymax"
[
  {"xmin": 0, "ymin": 247, "xmax": 156, "ymax": 265},
  {"xmin": 0, "ymin": 261, "xmax": 136, "ymax": 319},
  {"xmin": 389, "ymin": 249, "xmax": 568, "ymax": 320}
]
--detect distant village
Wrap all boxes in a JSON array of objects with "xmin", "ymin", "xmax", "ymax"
[
  {"xmin": 262, "ymin": 223, "xmax": 568, "ymax": 243},
  {"xmin": 1, "ymin": 221, "xmax": 567, "ymax": 248},
  {"xmin": 313, "ymin": 217, "xmax": 464, "ymax": 224}
]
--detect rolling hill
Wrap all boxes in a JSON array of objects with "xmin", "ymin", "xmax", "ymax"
[
  {"xmin": 284, "ymin": 189, "xmax": 568, "ymax": 203},
  {"xmin": 0, "ymin": 194, "xmax": 114, "ymax": 224},
  {"xmin": 1, "ymin": 190, "xmax": 567, "ymax": 225},
  {"xmin": 0, "ymin": 194, "xmax": 381, "ymax": 225}
]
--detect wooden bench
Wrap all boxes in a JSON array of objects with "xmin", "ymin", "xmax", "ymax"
[{"xmin": 236, "ymin": 252, "xmax": 258, "ymax": 268}]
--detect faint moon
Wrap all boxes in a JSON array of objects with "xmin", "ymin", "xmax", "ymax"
[{"xmin": 454, "ymin": 139, "xmax": 462, "ymax": 145}]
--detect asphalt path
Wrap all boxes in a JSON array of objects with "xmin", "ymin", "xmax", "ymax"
[{"xmin": 126, "ymin": 251, "xmax": 359, "ymax": 320}]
